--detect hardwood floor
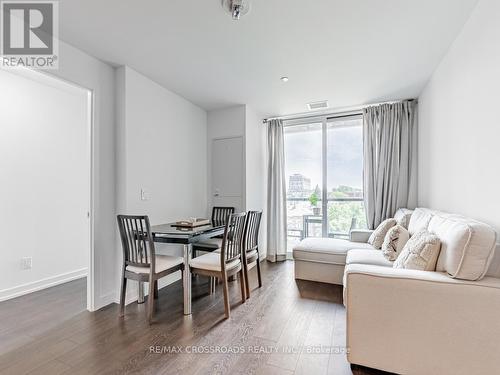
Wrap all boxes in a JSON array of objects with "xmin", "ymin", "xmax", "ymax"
[
  {"xmin": 0, "ymin": 278, "xmax": 86, "ymax": 356},
  {"xmin": 0, "ymin": 262, "xmax": 389, "ymax": 375}
]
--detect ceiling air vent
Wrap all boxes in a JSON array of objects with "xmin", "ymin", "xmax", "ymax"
[{"xmin": 307, "ymin": 100, "xmax": 329, "ymax": 111}]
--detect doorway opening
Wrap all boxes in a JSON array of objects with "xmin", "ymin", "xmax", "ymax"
[{"xmin": 0, "ymin": 67, "xmax": 94, "ymax": 326}]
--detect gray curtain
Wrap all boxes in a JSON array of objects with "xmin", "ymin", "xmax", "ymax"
[
  {"xmin": 363, "ymin": 100, "xmax": 418, "ymax": 229},
  {"xmin": 266, "ymin": 119, "xmax": 287, "ymax": 262}
]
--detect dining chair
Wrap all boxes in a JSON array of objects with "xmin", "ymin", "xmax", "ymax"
[
  {"xmin": 242, "ymin": 211, "xmax": 263, "ymax": 299},
  {"xmin": 117, "ymin": 215, "xmax": 184, "ymax": 323},
  {"xmin": 189, "ymin": 212, "xmax": 247, "ymax": 318},
  {"xmin": 192, "ymin": 206, "xmax": 235, "ymax": 257}
]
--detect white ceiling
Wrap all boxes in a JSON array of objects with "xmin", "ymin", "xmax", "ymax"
[{"xmin": 59, "ymin": 0, "xmax": 478, "ymax": 117}]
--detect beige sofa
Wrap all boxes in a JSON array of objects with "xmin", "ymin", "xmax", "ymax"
[
  {"xmin": 292, "ymin": 208, "xmax": 412, "ymax": 284},
  {"xmin": 293, "ymin": 208, "xmax": 500, "ymax": 375}
]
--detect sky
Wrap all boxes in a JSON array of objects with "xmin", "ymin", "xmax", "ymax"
[{"xmin": 284, "ymin": 121, "xmax": 363, "ymax": 190}]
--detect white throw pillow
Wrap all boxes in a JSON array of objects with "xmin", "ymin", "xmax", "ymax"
[
  {"xmin": 394, "ymin": 208, "xmax": 413, "ymax": 230},
  {"xmin": 368, "ymin": 218, "xmax": 397, "ymax": 249},
  {"xmin": 393, "ymin": 230, "xmax": 442, "ymax": 271},
  {"xmin": 382, "ymin": 225, "xmax": 410, "ymax": 261}
]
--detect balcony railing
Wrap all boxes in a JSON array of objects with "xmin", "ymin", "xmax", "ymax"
[
  {"xmin": 286, "ymin": 197, "xmax": 363, "ymax": 202},
  {"xmin": 286, "ymin": 197, "xmax": 366, "ymax": 251}
]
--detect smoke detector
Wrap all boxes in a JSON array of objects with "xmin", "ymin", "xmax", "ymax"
[{"xmin": 222, "ymin": 0, "xmax": 251, "ymax": 20}]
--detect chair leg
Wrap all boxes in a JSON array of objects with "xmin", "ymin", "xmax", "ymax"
[
  {"xmin": 239, "ymin": 270, "xmax": 246, "ymax": 303},
  {"xmin": 256, "ymin": 257, "xmax": 262, "ymax": 288},
  {"xmin": 148, "ymin": 279, "xmax": 155, "ymax": 324},
  {"xmin": 208, "ymin": 276, "xmax": 213, "ymax": 295},
  {"xmin": 222, "ymin": 273, "xmax": 230, "ymax": 318},
  {"xmin": 154, "ymin": 280, "xmax": 159, "ymax": 299},
  {"xmin": 244, "ymin": 262, "xmax": 250, "ymax": 299},
  {"xmin": 119, "ymin": 276, "xmax": 127, "ymax": 317}
]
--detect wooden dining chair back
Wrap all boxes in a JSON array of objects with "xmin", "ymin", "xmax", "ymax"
[
  {"xmin": 117, "ymin": 215, "xmax": 184, "ymax": 323},
  {"xmin": 242, "ymin": 211, "xmax": 263, "ymax": 298},
  {"xmin": 117, "ymin": 215, "xmax": 155, "ymax": 270},
  {"xmin": 220, "ymin": 211, "xmax": 247, "ymax": 265},
  {"xmin": 193, "ymin": 206, "xmax": 235, "ymax": 258},
  {"xmin": 212, "ymin": 206, "xmax": 235, "ymax": 227},
  {"xmin": 243, "ymin": 211, "xmax": 262, "ymax": 253},
  {"xmin": 189, "ymin": 212, "xmax": 247, "ymax": 318}
]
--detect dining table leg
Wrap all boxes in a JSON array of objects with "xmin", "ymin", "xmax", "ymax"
[
  {"xmin": 138, "ymin": 281, "xmax": 145, "ymax": 304},
  {"xmin": 183, "ymin": 243, "xmax": 192, "ymax": 315}
]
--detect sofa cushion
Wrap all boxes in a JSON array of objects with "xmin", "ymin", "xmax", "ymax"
[
  {"xmin": 293, "ymin": 238, "xmax": 374, "ymax": 265},
  {"xmin": 429, "ymin": 213, "xmax": 497, "ymax": 280},
  {"xmin": 346, "ymin": 249, "xmax": 394, "ymax": 268},
  {"xmin": 408, "ymin": 208, "xmax": 434, "ymax": 236},
  {"xmin": 368, "ymin": 219, "xmax": 397, "ymax": 249},
  {"xmin": 393, "ymin": 230, "xmax": 441, "ymax": 271},
  {"xmin": 382, "ymin": 225, "xmax": 410, "ymax": 261},
  {"xmin": 394, "ymin": 208, "xmax": 413, "ymax": 230}
]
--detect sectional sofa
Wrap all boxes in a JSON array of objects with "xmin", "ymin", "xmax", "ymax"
[{"xmin": 292, "ymin": 208, "xmax": 500, "ymax": 375}]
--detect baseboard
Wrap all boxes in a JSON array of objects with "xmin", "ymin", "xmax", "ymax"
[
  {"xmin": 0, "ymin": 268, "xmax": 88, "ymax": 302},
  {"xmin": 94, "ymin": 291, "xmax": 118, "ymax": 311},
  {"xmin": 266, "ymin": 253, "xmax": 287, "ymax": 262}
]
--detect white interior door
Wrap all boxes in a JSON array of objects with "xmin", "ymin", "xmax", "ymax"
[{"xmin": 212, "ymin": 137, "xmax": 244, "ymax": 212}]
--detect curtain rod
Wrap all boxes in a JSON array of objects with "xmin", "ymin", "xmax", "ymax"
[{"xmin": 262, "ymin": 98, "xmax": 415, "ymax": 124}]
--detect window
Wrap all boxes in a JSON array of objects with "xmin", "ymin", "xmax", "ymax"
[{"xmin": 284, "ymin": 114, "xmax": 366, "ymax": 252}]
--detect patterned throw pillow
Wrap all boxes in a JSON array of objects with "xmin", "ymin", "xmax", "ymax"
[
  {"xmin": 368, "ymin": 218, "xmax": 397, "ymax": 249},
  {"xmin": 382, "ymin": 225, "xmax": 410, "ymax": 261},
  {"xmin": 393, "ymin": 230, "xmax": 442, "ymax": 271}
]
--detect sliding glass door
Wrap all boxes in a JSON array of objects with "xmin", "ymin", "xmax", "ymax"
[
  {"xmin": 284, "ymin": 115, "xmax": 365, "ymax": 252},
  {"xmin": 326, "ymin": 116, "xmax": 366, "ymax": 237},
  {"xmin": 284, "ymin": 123, "xmax": 323, "ymax": 251}
]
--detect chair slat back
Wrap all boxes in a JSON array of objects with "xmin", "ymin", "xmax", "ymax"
[
  {"xmin": 220, "ymin": 212, "xmax": 247, "ymax": 265},
  {"xmin": 211, "ymin": 206, "xmax": 235, "ymax": 227},
  {"xmin": 117, "ymin": 215, "xmax": 155, "ymax": 270},
  {"xmin": 244, "ymin": 211, "xmax": 262, "ymax": 252}
]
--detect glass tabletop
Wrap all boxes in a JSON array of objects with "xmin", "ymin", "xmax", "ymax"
[{"xmin": 151, "ymin": 222, "xmax": 224, "ymax": 237}]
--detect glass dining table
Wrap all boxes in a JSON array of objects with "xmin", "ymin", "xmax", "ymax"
[{"xmin": 149, "ymin": 223, "xmax": 225, "ymax": 315}]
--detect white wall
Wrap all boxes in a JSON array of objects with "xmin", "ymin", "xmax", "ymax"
[
  {"xmin": 244, "ymin": 106, "xmax": 267, "ymax": 257},
  {"xmin": 116, "ymin": 66, "xmax": 207, "ymax": 301},
  {"xmin": 0, "ymin": 40, "xmax": 116, "ymax": 309},
  {"xmin": 418, "ymin": 0, "xmax": 500, "ymax": 233},
  {"xmin": 34, "ymin": 40, "xmax": 116, "ymax": 310},
  {"xmin": 206, "ymin": 105, "xmax": 267, "ymax": 257},
  {"xmin": 116, "ymin": 66, "xmax": 207, "ymax": 221},
  {"xmin": 0, "ymin": 69, "xmax": 89, "ymax": 301}
]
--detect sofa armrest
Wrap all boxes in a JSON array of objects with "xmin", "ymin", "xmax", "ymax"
[
  {"xmin": 349, "ymin": 229, "xmax": 373, "ymax": 243},
  {"xmin": 344, "ymin": 264, "xmax": 500, "ymax": 374}
]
